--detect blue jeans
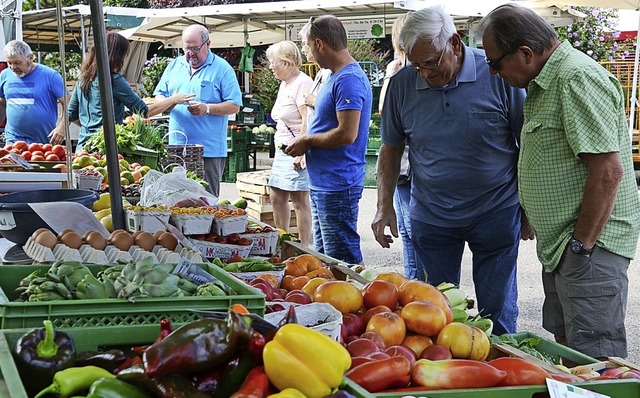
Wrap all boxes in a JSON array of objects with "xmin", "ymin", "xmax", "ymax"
[
  {"xmin": 310, "ymin": 186, "xmax": 364, "ymax": 264},
  {"xmin": 394, "ymin": 182, "xmax": 417, "ymax": 279},
  {"xmin": 411, "ymin": 203, "xmax": 521, "ymax": 335}
]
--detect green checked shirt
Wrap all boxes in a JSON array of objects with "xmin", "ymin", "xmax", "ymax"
[{"xmin": 519, "ymin": 40, "xmax": 640, "ymax": 272}]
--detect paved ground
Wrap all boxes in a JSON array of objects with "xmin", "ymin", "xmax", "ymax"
[{"xmin": 220, "ymin": 177, "xmax": 640, "ymax": 364}]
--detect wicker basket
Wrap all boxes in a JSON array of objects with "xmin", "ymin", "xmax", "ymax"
[{"xmin": 162, "ymin": 131, "xmax": 205, "ymax": 179}]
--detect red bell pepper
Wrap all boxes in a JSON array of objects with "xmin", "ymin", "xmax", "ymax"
[
  {"xmin": 131, "ymin": 318, "xmax": 174, "ymax": 356},
  {"xmin": 345, "ymin": 356, "xmax": 411, "ymax": 393},
  {"xmin": 489, "ymin": 357, "xmax": 549, "ymax": 386},
  {"xmin": 412, "ymin": 359, "xmax": 506, "ymax": 389},
  {"xmin": 547, "ymin": 372, "xmax": 584, "ymax": 383},
  {"xmin": 230, "ymin": 366, "xmax": 269, "ymax": 398}
]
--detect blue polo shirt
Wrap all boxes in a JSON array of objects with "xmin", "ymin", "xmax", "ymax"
[
  {"xmin": 0, "ymin": 64, "xmax": 67, "ymax": 144},
  {"xmin": 154, "ymin": 52, "xmax": 242, "ymax": 157},
  {"xmin": 381, "ymin": 45, "xmax": 525, "ymax": 227},
  {"xmin": 306, "ymin": 63, "xmax": 372, "ymax": 191}
]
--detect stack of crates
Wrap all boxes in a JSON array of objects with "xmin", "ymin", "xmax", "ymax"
[
  {"xmin": 237, "ymin": 95, "xmax": 266, "ymax": 125},
  {"xmin": 227, "ymin": 124, "xmax": 249, "ymax": 152},
  {"xmin": 368, "ymin": 112, "xmax": 382, "ymax": 153},
  {"xmin": 225, "ymin": 125, "xmax": 250, "ymax": 182}
]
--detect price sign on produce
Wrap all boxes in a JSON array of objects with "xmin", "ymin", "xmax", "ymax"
[
  {"xmin": 546, "ymin": 379, "xmax": 610, "ymax": 398},
  {"xmin": 287, "ymin": 18, "xmax": 385, "ymax": 41}
]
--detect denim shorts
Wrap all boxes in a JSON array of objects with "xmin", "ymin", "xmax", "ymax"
[
  {"xmin": 542, "ymin": 244, "xmax": 629, "ymax": 358},
  {"xmin": 310, "ymin": 186, "xmax": 363, "ymax": 264},
  {"xmin": 268, "ymin": 150, "xmax": 309, "ymax": 192}
]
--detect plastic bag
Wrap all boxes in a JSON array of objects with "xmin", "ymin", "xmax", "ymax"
[{"xmin": 139, "ymin": 166, "xmax": 217, "ymax": 207}]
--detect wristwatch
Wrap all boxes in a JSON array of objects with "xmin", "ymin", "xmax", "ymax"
[{"xmin": 569, "ymin": 238, "xmax": 594, "ymax": 255}]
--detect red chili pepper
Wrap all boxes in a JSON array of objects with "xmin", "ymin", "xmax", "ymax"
[
  {"xmin": 345, "ymin": 356, "xmax": 411, "ymax": 393},
  {"xmin": 247, "ymin": 331, "xmax": 266, "ymax": 361},
  {"xmin": 230, "ymin": 366, "xmax": 269, "ymax": 398},
  {"xmin": 131, "ymin": 318, "xmax": 174, "ymax": 356},
  {"xmin": 412, "ymin": 359, "xmax": 506, "ymax": 389},
  {"xmin": 489, "ymin": 357, "xmax": 549, "ymax": 386},
  {"xmin": 113, "ymin": 356, "xmax": 143, "ymax": 374}
]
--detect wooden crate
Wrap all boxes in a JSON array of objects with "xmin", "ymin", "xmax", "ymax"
[
  {"xmin": 236, "ymin": 170, "xmax": 270, "ymax": 196},
  {"xmin": 247, "ymin": 207, "xmax": 297, "ymax": 227},
  {"xmin": 633, "ymin": 130, "xmax": 640, "ymax": 165}
]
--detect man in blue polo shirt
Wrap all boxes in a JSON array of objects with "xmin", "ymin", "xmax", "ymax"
[
  {"xmin": 285, "ymin": 15, "xmax": 372, "ymax": 264},
  {"xmin": 154, "ymin": 24, "xmax": 242, "ymax": 197},
  {"xmin": 371, "ymin": 6, "xmax": 527, "ymax": 336}
]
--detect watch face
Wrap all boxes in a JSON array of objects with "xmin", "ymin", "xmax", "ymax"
[{"xmin": 570, "ymin": 239, "xmax": 582, "ymax": 254}]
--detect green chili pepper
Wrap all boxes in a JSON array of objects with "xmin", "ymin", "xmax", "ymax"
[
  {"xmin": 143, "ymin": 311, "xmax": 253, "ymax": 378},
  {"xmin": 35, "ymin": 366, "xmax": 115, "ymax": 398},
  {"xmin": 14, "ymin": 320, "xmax": 76, "ymax": 397},
  {"xmin": 87, "ymin": 377, "xmax": 151, "ymax": 398}
]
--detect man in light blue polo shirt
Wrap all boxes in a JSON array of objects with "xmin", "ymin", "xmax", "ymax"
[
  {"xmin": 371, "ymin": 6, "xmax": 526, "ymax": 336},
  {"xmin": 155, "ymin": 24, "xmax": 242, "ymax": 197}
]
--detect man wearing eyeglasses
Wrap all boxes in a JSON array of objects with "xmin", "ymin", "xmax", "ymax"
[
  {"xmin": 478, "ymin": 4, "xmax": 640, "ymax": 359},
  {"xmin": 154, "ymin": 24, "xmax": 242, "ymax": 197},
  {"xmin": 371, "ymin": 6, "xmax": 526, "ymax": 336},
  {"xmin": 284, "ymin": 15, "xmax": 372, "ymax": 265}
]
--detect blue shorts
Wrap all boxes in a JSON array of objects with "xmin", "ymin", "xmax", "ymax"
[{"xmin": 310, "ymin": 186, "xmax": 363, "ymax": 264}]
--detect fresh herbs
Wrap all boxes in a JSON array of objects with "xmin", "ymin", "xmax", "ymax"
[
  {"xmin": 85, "ymin": 115, "xmax": 166, "ymax": 158},
  {"xmin": 489, "ymin": 334, "xmax": 559, "ymax": 365}
]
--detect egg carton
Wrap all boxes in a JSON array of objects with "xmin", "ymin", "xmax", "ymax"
[
  {"xmin": 103, "ymin": 246, "xmax": 133, "ymax": 263},
  {"xmin": 52, "ymin": 244, "xmax": 83, "ymax": 262},
  {"xmin": 127, "ymin": 245, "xmax": 159, "ymax": 263},
  {"xmin": 78, "ymin": 245, "xmax": 109, "ymax": 264},
  {"xmin": 23, "ymin": 237, "xmax": 56, "ymax": 263}
]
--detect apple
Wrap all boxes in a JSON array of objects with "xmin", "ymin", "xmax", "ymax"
[
  {"xmin": 347, "ymin": 338, "xmax": 380, "ymax": 357},
  {"xmin": 419, "ymin": 344, "xmax": 453, "ymax": 361},
  {"xmin": 361, "ymin": 305, "xmax": 392, "ymax": 326},
  {"xmin": 385, "ymin": 345, "xmax": 417, "ymax": 367},
  {"xmin": 342, "ymin": 313, "xmax": 365, "ymax": 337},
  {"xmin": 360, "ymin": 331, "xmax": 386, "ymax": 350}
]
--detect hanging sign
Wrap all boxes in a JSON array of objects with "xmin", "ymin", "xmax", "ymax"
[{"xmin": 286, "ymin": 18, "xmax": 385, "ymax": 41}]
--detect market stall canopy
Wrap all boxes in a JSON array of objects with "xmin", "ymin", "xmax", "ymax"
[
  {"xmin": 21, "ymin": 5, "xmax": 145, "ymax": 50},
  {"xmin": 119, "ymin": 0, "xmax": 584, "ymax": 49}
]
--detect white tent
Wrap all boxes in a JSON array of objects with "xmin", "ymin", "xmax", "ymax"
[{"xmin": 524, "ymin": 0, "xmax": 640, "ymax": 136}]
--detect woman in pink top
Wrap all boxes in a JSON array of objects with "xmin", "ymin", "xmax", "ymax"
[{"xmin": 266, "ymin": 41, "xmax": 313, "ymax": 246}]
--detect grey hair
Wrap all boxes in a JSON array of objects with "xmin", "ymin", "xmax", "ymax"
[
  {"xmin": 477, "ymin": 3, "xmax": 557, "ymax": 55},
  {"xmin": 4, "ymin": 40, "xmax": 33, "ymax": 59},
  {"xmin": 184, "ymin": 24, "xmax": 209, "ymax": 43},
  {"xmin": 398, "ymin": 6, "xmax": 456, "ymax": 55},
  {"xmin": 266, "ymin": 40, "xmax": 303, "ymax": 68}
]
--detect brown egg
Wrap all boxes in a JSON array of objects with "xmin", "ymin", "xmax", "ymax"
[
  {"xmin": 81, "ymin": 230, "xmax": 94, "ymax": 241},
  {"xmin": 134, "ymin": 231, "xmax": 156, "ymax": 252},
  {"xmin": 59, "ymin": 231, "xmax": 83, "ymax": 249},
  {"xmin": 84, "ymin": 231, "xmax": 107, "ymax": 250},
  {"xmin": 110, "ymin": 232, "xmax": 134, "ymax": 251},
  {"xmin": 58, "ymin": 228, "xmax": 75, "ymax": 238},
  {"xmin": 157, "ymin": 232, "xmax": 178, "ymax": 251},
  {"xmin": 31, "ymin": 227, "xmax": 52, "ymax": 241},
  {"xmin": 108, "ymin": 229, "xmax": 128, "ymax": 244},
  {"xmin": 153, "ymin": 230, "xmax": 166, "ymax": 240},
  {"xmin": 131, "ymin": 230, "xmax": 146, "ymax": 240},
  {"xmin": 34, "ymin": 230, "xmax": 58, "ymax": 249}
]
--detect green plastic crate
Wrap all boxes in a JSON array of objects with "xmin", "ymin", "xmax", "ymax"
[
  {"xmin": 506, "ymin": 332, "xmax": 598, "ymax": 366},
  {"xmin": 227, "ymin": 125, "xmax": 249, "ymax": 152},
  {"xmin": 120, "ymin": 145, "xmax": 159, "ymax": 169},
  {"xmin": 375, "ymin": 380, "xmax": 640, "ymax": 398},
  {"xmin": 0, "ymin": 326, "xmax": 374, "ymax": 398},
  {"xmin": 365, "ymin": 153, "xmax": 378, "ymax": 188},
  {"xmin": 0, "ymin": 263, "xmax": 265, "ymax": 329},
  {"xmin": 223, "ymin": 151, "xmax": 249, "ymax": 183}
]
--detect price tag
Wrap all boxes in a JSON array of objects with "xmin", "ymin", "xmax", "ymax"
[
  {"xmin": 172, "ymin": 257, "xmax": 218, "ymax": 285},
  {"xmin": 0, "ymin": 211, "xmax": 16, "ymax": 230},
  {"xmin": 547, "ymin": 378, "xmax": 610, "ymax": 398}
]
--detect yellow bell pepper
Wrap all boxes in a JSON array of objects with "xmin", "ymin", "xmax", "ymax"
[
  {"xmin": 263, "ymin": 324, "xmax": 351, "ymax": 398},
  {"xmin": 267, "ymin": 388, "xmax": 308, "ymax": 398}
]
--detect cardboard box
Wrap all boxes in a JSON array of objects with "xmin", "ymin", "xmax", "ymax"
[
  {"xmin": 213, "ymin": 214, "xmax": 248, "ymax": 235},
  {"xmin": 170, "ymin": 213, "xmax": 214, "ymax": 235},
  {"xmin": 188, "ymin": 238, "xmax": 253, "ymax": 260}
]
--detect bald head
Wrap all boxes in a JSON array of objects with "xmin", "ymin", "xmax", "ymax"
[
  {"xmin": 183, "ymin": 24, "xmax": 209, "ymax": 44},
  {"xmin": 182, "ymin": 24, "xmax": 210, "ymax": 69}
]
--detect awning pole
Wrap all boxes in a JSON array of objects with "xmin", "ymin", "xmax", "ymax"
[{"xmin": 55, "ymin": 0, "xmax": 72, "ymax": 188}]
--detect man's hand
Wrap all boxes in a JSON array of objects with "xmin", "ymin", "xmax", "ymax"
[
  {"xmin": 521, "ymin": 212, "xmax": 535, "ymax": 240},
  {"xmin": 293, "ymin": 155, "xmax": 306, "ymax": 171},
  {"xmin": 187, "ymin": 101, "xmax": 208, "ymax": 116},
  {"xmin": 48, "ymin": 127, "xmax": 65, "ymax": 145},
  {"xmin": 284, "ymin": 135, "xmax": 310, "ymax": 157},
  {"xmin": 371, "ymin": 209, "xmax": 399, "ymax": 248}
]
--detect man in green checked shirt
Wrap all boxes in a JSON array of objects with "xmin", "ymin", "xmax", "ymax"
[{"xmin": 479, "ymin": 4, "xmax": 640, "ymax": 359}]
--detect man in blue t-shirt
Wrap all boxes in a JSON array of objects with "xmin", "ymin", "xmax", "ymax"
[
  {"xmin": 371, "ymin": 6, "xmax": 527, "ymax": 336},
  {"xmin": 154, "ymin": 24, "xmax": 242, "ymax": 197},
  {"xmin": 0, "ymin": 40, "xmax": 68, "ymax": 145},
  {"xmin": 285, "ymin": 15, "xmax": 372, "ymax": 264}
]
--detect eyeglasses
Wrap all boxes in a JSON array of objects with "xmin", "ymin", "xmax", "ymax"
[
  {"xmin": 308, "ymin": 16, "xmax": 328, "ymax": 41},
  {"xmin": 183, "ymin": 41, "xmax": 208, "ymax": 53},
  {"xmin": 485, "ymin": 51, "xmax": 511, "ymax": 70},
  {"xmin": 414, "ymin": 43, "xmax": 448, "ymax": 71}
]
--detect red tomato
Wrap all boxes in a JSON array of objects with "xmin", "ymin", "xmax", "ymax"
[
  {"xmin": 27, "ymin": 143, "xmax": 42, "ymax": 152},
  {"xmin": 31, "ymin": 155, "xmax": 45, "ymax": 161},
  {"xmin": 361, "ymin": 280, "xmax": 399, "ymax": 310},
  {"xmin": 45, "ymin": 154, "xmax": 60, "ymax": 162},
  {"xmin": 489, "ymin": 357, "xmax": 549, "ymax": 386},
  {"xmin": 385, "ymin": 345, "xmax": 417, "ymax": 367},
  {"xmin": 52, "ymin": 144, "xmax": 66, "ymax": 158},
  {"xmin": 436, "ymin": 322, "xmax": 490, "ymax": 361},
  {"xmin": 313, "ymin": 280, "xmax": 363, "ymax": 314},
  {"xmin": 13, "ymin": 141, "xmax": 28, "ymax": 152},
  {"xmin": 360, "ymin": 331, "xmax": 386, "ymax": 350},
  {"xmin": 398, "ymin": 280, "xmax": 453, "ymax": 323},
  {"xmin": 419, "ymin": 344, "xmax": 453, "ymax": 360},
  {"xmin": 373, "ymin": 272, "xmax": 409, "ymax": 290},
  {"xmin": 400, "ymin": 301, "xmax": 448, "ymax": 337},
  {"xmin": 366, "ymin": 312, "xmax": 406, "ymax": 347},
  {"xmin": 401, "ymin": 334, "xmax": 433, "ymax": 357},
  {"xmin": 347, "ymin": 338, "xmax": 380, "ymax": 357},
  {"xmin": 21, "ymin": 151, "xmax": 32, "ymax": 160},
  {"xmin": 32, "ymin": 150, "xmax": 44, "ymax": 157},
  {"xmin": 362, "ymin": 305, "xmax": 392, "ymax": 326},
  {"xmin": 4, "ymin": 145, "xmax": 13, "ymax": 151},
  {"xmin": 41, "ymin": 143, "xmax": 53, "ymax": 152},
  {"xmin": 0, "ymin": 148, "xmax": 8, "ymax": 157},
  {"xmin": 342, "ymin": 312, "xmax": 365, "ymax": 337}
]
